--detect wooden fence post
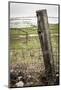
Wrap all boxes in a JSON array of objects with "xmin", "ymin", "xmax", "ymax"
[{"xmin": 36, "ymin": 9, "xmax": 56, "ymax": 85}]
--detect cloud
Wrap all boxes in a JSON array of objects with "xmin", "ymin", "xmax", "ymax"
[{"xmin": 10, "ymin": 2, "xmax": 58, "ymax": 24}]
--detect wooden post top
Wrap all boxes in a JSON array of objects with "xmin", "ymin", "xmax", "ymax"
[{"xmin": 36, "ymin": 9, "xmax": 47, "ymax": 17}]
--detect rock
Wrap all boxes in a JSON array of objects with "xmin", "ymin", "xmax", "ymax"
[
  {"xmin": 15, "ymin": 81, "xmax": 24, "ymax": 87},
  {"xmin": 28, "ymin": 75, "xmax": 32, "ymax": 78},
  {"xmin": 18, "ymin": 76, "xmax": 23, "ymax": 81},
  {"xmin": 25, "ymin": 82, "xmax": 33, "ymax": 86},
  {"xmin": 10, "ymin": 69, "xmax": 14, "ymax": 73}
]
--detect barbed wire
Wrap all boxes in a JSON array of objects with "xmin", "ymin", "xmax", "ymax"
[{"xmin": 10, "ymin": 16, "xmax": 58, "ymax": 20}]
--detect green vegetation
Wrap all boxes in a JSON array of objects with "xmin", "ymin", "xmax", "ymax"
[
  {"xmin": 9, "ymin": 24, "xmax": 59, "ymax": 66},
  {"xmin": 10, "ymin": 24, "xmax": 59, "ymax": 50},
  {"xmin": 10, "ymin": 26, "xmax": 38, "ymax": 35},
  {"xmin": 10, "ymin": 24, "xmax": 59, "ymax": 87}
]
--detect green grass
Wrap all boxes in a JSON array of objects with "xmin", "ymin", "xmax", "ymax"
[
  {"xmin": 10, "ymin": 26, "xmax": 38, "ymax": 35},
  {"xmin": 49, "ymin": 24, "xmax": 59, "ymax": 34},
  {"xmin": 10, "ymin": 24, "xmax": 59, "ymax": 50},
  {"xmin": 10, "ymin": 24, "xmax": 59, "ymax": 35},
  {"xmin": 9, "ymin": 24, "xmax": 59, "ymax": 73}
]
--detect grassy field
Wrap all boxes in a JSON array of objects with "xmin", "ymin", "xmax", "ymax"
[
  {"xmin": 9, "ymin": 24, "xmax": 59, "ymax": 87},
  {"xmin": 10, "ymin": 24, "xmax": 59, "ymax": 49},
  {"xmin": 9, "ymin": 24, "xmax": 59, "ymax": 71}
]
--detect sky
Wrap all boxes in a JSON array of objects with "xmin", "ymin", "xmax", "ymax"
[{"xmin": 10, "ymin": 2, "xmax": 59, "ymax": 27}]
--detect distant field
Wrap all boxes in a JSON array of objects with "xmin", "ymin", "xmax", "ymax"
[
  {"xmin": 10, "ymin": 24, "xmax": 58, "ymax": 35},
  {"xmin": 9, "ymin": 24, "xmax": 59, "ymax": 50}
]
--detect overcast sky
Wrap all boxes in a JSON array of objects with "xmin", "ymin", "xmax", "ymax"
[{"xmin": 10, "ymin": 2, "xmax": 58, "ymax": 24}]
